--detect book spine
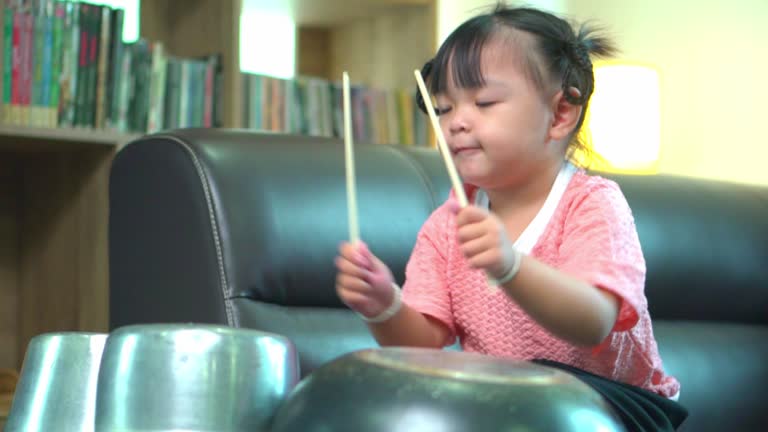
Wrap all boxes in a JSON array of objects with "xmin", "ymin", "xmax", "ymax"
[
  {"xmin": 146, "ymin": 41, "xmax": 166, "ymax": 133},
  {"xmin": 49, "ymin": 0, "xmax": 62, "ymax": 127},
  {"xmin": 162, "ymin": 57, "xmax": 178, "ymax": 130},
  {"xmin": 31, "ymin": 1, "xmax": 42, "ymax": 127},
  {"xmin": 178, "ymin": 59, "xmax": 188, "ymax": 128},
  {"xmin": 74, "ymin": 2, "xmax": 87, "ymax": 127},
  {"xmin": 106, "ymin": 7, "xmax": 123, "ymax": 129},
  {"xmin": 212, "ymin": 54, "xmax": 222, "ymax": 127},
  {"xmin": 20, "ymin": 5, "xmax": 32, "ymax": 126},
  {"xmin": 115, "ymin": 41, "xmax": 131, "ymax": 131},
  {"xmin": 10, "ymin": 5, "xmax": 20, "ymax": 125},
  {"xmin": 203, "ymin": 56, "xmax": 213, "ymax": 128},
  {"xmin": 2, "ymin": 2, "xmax": 13, "ymax": 124},
  {"xmin": 41, "ymin": 1, "xmax": 53, "ymax": 127},
  {"xmin": 132, "ymin": 40, "xmax": 150, "ymax": 132},
  {"xmin": 94, "ymin": 4, "xmax": 110, "ymax": 129},
  {"xmin": 85, "ymin": 3, "xmax": 100, "ymax": 128},
  {"xmin": 195, "ymin": 61, "xmax": 202, "ymax": 126},
  {"xmin": 58, "ymin": 1, "xmax": 77, "ymax": 127}
]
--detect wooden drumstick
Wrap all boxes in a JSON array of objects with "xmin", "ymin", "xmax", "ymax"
[
  {"xmin": 413, "ymin": 70, "xmax": 468, "ymax": 208},
  {"xmin": 343, "ymin": 71, "xmax": 360, "ymax": 244},
  {"xmin": 413, "ymin": 70, "xmax": 499, "ymax": 289}
]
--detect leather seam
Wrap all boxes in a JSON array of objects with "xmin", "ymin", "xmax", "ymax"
[{"xmin": 151, "ymin": 134, "xmax": 239, "ymax": 327}]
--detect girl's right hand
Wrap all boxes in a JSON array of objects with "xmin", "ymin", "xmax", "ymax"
[{"xmin": 335, "ymin": 242, "xmax": 396, "ymax": 319}]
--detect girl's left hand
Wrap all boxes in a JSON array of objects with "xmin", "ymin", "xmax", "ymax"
[{"xmin": 452, "ymin": 204, "xmax": 519, "ymax": 280}]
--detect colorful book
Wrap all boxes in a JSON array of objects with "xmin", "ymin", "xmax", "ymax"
[
  {"xmin": 19, "ymin": 5, "xmax": 32, "ymax": 126},
  {"xmin": 1, "ymin": 1, "xmax": 12, "ymax": 124},
  {"xmin": 58, "ymin": 0, "xmax": 79, "ymax": 127},
  {"xmin": 146, "ymin": 41, "xmax": 166, "ymax": 133},
  {"xmin": 94, "ymin": 4, "xmax": 111, "ymax": 129},
  {"xmin": 49, "ymin": 0, "xmax": 63, "ymax": 127},
  {"xmin": 106, "ymin": 6, "xmax": 123, "ymax": 129}
]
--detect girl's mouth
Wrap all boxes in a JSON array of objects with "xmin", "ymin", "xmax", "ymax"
[{"xmin": 453, "ymin": 146, "xmax": 482, "ymax": 156}]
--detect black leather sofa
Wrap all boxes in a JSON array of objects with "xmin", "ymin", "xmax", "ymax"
[{"xmin": 109, "ymin": 129, "xmax": 768, "ymax": 431}]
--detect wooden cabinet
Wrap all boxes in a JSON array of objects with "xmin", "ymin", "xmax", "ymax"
[{"xmin": 0, "ymin": 127, "xmax": 136, "ymax": 373}]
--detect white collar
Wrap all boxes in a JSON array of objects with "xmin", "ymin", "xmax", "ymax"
[{"xmin": 474, "ymin": 161, "xmax": 577, "ymax": 254}]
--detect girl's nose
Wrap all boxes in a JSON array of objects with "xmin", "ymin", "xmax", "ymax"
[{"xmin": 447, "ymin": 107, "xmax": 472, "ymax": 135}]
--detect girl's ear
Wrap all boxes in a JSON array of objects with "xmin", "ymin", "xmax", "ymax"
[{"xmin": 548, "ymin": 87, "xmax": 583, "ymax": 142}]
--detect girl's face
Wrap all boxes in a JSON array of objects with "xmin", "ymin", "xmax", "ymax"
[{"xmin": 435, "ymin": 39, "xmax": 561, "ymax": 190}]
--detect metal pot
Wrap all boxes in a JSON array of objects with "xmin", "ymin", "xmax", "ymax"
[
  {"xmin": 94, "ymin": 324, "xmax": 299, "ymax": 432},
  {"xmin": 270, "ymin": 347, "xmax": 626, "ymax": 432},
  {"xmin": 4, "ymin": 332, "xmax": 108, "ymax": 432}
]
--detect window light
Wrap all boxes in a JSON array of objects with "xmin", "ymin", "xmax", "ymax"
[
  {"xmin": 583, "ymin": 62, "xmax": 661, "ymax": 174},
  {"xmin": 239, "ymin": 4, "xmax": 296, "ymax": 79}
]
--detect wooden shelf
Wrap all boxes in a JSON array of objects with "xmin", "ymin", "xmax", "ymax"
[{"xmin": 0, "ymin": 125, "xmax": 140, "ymax": 151}]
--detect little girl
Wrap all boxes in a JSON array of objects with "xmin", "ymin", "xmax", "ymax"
[{"xmin": 335, "ymin": 4, "xmax": 687, "ymax": 431}]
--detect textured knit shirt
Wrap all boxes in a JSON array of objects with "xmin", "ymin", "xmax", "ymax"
[{"xmin": 401, "ymin": 164, "xmax": 681, "ymax": 398}]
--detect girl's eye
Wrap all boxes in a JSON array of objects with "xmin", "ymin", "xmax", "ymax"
[
  {"xmin": 435, "ymin": 106, "xmax": 452, "ymax": 116},
  {"xmin": 476, "ymin": 101, "xmax": 496, "ymax": 108}
]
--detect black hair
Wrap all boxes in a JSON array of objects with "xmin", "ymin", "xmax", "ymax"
[{"xmin": 417, "ymin": 3, "xmax": 617, "ymax": 166}]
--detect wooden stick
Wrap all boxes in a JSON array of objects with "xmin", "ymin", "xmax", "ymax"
[
  {"xmin": 343, "ymin": 71, "xmax": 360, "ymax": 244},
  {"xmin": 413, "ymin": 70, "xmax": 468, "ymax": 208},
  {"xmin": 414, "ymin": 70, "xmax": 499, "ymax": 288}
]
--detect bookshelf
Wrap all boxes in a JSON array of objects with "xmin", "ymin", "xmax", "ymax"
[
  {"xmin": 140, "ymin": 0, "xmax": 242, "ymax": 128},
  {"xmin": 0, "ymin": 0, "xmax": 232, "ymax": 379},
  {"xmin": 0, "ymin": 0, "xmax": 437, "ymax": 378}
]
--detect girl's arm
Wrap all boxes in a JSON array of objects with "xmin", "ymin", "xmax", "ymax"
[
  {"xmin": 369, "ymin": 304, "xmax": 452, "ymax": 348},
  {"xmin": 501, "ymin": 256, "xmax": 619, "ymax": 346},
  {"xmin": 336, "ymin": 240, "xmax": 453, "ymax": 349},
  {"xmin": 455, "ymin": 204, "xmax": 622, "ymax": 347}
]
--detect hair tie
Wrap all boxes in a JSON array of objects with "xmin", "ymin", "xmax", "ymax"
[
  {"xmin": 567, "ymin": 39, "xmax": 592, "ymax": 71},
  {"xmin": 561, "ymin": 40, "xmax": 592, "ymax": 104}
]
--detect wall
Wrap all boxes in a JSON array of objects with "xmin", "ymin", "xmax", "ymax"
[
  {"xmin": 566, "ymin": 0, "xmax": 767, "ymax": 186},
  {"xmin": 437, "ymin": 0, "xmax": 768, "ymax": 186},
  {"xmin": 437, "ymin": 0, "xmax": 565, "ymax": 43}
]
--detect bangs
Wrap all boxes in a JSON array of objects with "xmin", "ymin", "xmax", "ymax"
[
  {"xmin": 428, "ymin": 16, "xmax": 546, "ymax": 96},
  {"xmin": 429, "ymin": 16, "xmax": 495, "ymax": 94}
]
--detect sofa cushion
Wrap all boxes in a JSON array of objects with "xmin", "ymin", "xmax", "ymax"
[
  {"xmin": 609, "ymin": 174, "xmax": 768, "ymax": 325},
  {"xmin": 654, "ymin": 320, "xmax": 768, "ymax": 431}
]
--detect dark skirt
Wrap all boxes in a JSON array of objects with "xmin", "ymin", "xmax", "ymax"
[{"xmin": 532, "ymin": 359, "xmax": 689, "ymax": 432}]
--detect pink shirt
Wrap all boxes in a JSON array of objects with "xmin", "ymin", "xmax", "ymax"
[{"xmin": 401, "ymin": 167, "xmax": 681, "ymax": 398}]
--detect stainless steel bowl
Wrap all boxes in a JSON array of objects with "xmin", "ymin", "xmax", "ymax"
[
  {"xmin": 270, "ymin": 347, "xmax": 626, "ymax": 432},
  {"xmin": 4, "ymin": 332, "xmax": 108, "ymax": 432},
  {"xmin": 94, "ymin": 324, "xmax": 299, "ymax": 432}
]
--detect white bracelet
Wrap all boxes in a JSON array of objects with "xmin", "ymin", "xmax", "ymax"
[
  {"xmin": 490, "ymin": 249, "xmax": 523, "ymax": 286},
  {"xmin": 357, "ymin": 283, "xmax": 402, "ymax": 323}
]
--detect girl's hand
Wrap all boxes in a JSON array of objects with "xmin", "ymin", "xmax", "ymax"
[
  {"xmin": 453, "ymin": 204, "xmax": 520, "ymax": 280},
  {"xmin": 335, "ymin": 242, "xmax": 397, "ymax": 319}
]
